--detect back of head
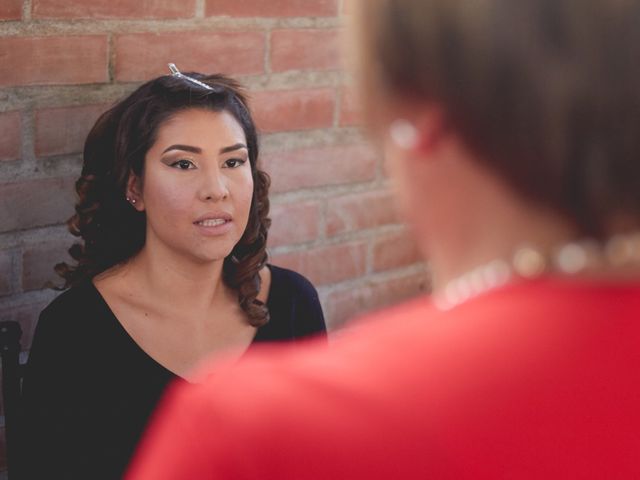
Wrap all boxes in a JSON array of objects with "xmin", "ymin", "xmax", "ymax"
[{"xmin": 358, "ymin": 0, "xmax": 640, "ymax": 236}]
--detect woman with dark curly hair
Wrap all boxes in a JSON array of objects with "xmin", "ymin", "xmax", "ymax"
[{"xmin": 18, "ymin": 65, "xmax": 326, "ymax": 480}]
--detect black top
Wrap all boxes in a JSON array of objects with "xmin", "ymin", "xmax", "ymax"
[{"xmin": 18, "ymin": 265, "xmax": 325, "ymax": 480}]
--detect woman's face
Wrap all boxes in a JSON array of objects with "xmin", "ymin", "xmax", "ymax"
[{"xmin": 132, "ymin": 108, "xmax": 254, "ymax": 264}]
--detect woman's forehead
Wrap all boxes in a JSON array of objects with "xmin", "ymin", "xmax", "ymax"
[{"xmin": 153, "ymin": 109, "xmax": 246, "ymax": 148}]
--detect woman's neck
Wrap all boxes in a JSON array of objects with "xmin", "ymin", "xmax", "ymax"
[
  {"xmin": 423, "ymin": 164, "xmax": 580, "ymax": 293},
  {"xmin": 116, "ymin": 241, "xmax": 231, "ymax": 313},
  {"xmin": 429, "ymin": 209, "xmax": 578, "ymax": 292}
]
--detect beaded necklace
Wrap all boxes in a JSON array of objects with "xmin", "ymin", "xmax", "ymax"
[{"xmin": 433, "ymin": 232, "xmax": 640, "ymax": 311}]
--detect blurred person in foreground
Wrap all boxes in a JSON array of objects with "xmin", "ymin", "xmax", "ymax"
[{"xmin": 128, "ymin": 0, "xmax": 640, "ymax": 478}]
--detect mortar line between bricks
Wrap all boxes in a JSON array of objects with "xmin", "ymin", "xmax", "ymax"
[
  {"xmin": 365, "ymin": 235, "xmax": 374, "ymax": 275},
  {"xmin": 0, "ymin": 17, "xmax": 342, "ymax": 37},
  {"xmin": 0, "ymin": 71, "xmax": 349, "ymax": 111},
  {"xmin": 21, "ymin": 106, "xmax": 36, "ymax": 167},
  {"xmin": 14, "ymin": 244, "xmax": 23, "ymax": 296},
  {"xmin": 321, "ymin": 262, "xmax": 432, "ymax": 299},
  {"xmin": 318, "ymin": 197, "xmax": 328, "ymax": 241},
  {"xmin": 270, "ymin": 178, "xmax": 387, "ymax": 202},
  {"xmin": 107, "ymin": 33, "xmax": 116, "ymax": 83},
  {"xmin": 194, "ymin": 0, "xmax": 206, "ymax": 18},
  {"xmin": 22, "ymin": 0, "xmax": 32, "ymax": 21},
  {"xmin": 0, "ymin": 288, "xmax": 59, "ymax": 312},
  {"xmin": 333, "ymin": 85, "xmax": 342, "ymax": 128},
  {"xmin": 264, "ymin": 29, "xmax": 273, "ymax": 76},
  {"xmin": 317, "ymin": 264, "xmax": 432, "ymax": 329},
  {"xmin": 0, "ymin": 225, "xmax": 73, "ymax": 250},
  {"xmin": 268, "ymin": 224, "xmax": 407, "ymax": 256}
]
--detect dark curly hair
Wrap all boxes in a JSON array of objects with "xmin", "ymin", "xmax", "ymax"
[{"xmin": 55, "ymin": 72, "xmax": 272, "ymax": 327}]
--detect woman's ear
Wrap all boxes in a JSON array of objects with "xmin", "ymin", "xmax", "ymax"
[{"xmin": 126, "ymin": 173, "xmax": 145, "ymax": 211}]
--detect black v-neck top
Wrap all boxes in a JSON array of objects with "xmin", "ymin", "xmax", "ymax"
[{"xmin": 17, "ymin": 265, "xmax": 326, "ymax": 480}]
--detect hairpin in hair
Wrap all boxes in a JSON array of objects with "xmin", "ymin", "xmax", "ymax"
[{"xmin": 168, "ymin": 63, "xmax": 214, "ymax": 91}]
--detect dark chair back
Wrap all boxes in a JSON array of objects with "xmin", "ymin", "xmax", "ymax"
[{"xmin": 1, "ymin": 321, "xmax": 23, "ymax": 479}]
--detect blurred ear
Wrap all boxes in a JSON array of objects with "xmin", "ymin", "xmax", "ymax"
[
  {"xmin": 126, "ymin": 173, "xmax": 145, "ymax": 211},
  {"xmin": 415, "ymin": 108, "xmax": 450, "ymax": 155}
]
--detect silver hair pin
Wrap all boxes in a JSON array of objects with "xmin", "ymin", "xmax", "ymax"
[{"xmin": 168, "ymin": 63, "xmax": 214, "ymax": 91}]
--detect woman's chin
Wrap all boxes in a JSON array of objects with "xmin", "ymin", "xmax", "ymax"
[{"xmin": 184, "ymin": 248, "xmax": 234, "ymax": 265}]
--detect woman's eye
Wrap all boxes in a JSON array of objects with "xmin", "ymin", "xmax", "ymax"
[
  {"xmin": 224, "ymin": 158, "xmax": 246, "ymax": 168},
  {"xmin": 170, "ymin": 159, "xmax": 195, "ymax": 170}
]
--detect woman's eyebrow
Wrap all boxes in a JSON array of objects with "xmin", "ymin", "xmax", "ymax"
[
  {"xmin": 220, "ymin": 143, "xmax": 248, "ymax": 154},
  {"xmin": 162, "ymin": 144, "xmax": 202, "ymax": 154},
  {"xmin": 161, "ymin": 143, "xmax": 247, "ymax": 154}
]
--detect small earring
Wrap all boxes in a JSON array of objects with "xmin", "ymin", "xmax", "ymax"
[
  {"xmin": 389, "ymin": 119, "xmax": 419, "ymax": 150},
  {"xmin": 126, "ymin": 197, "xmax": 137, "ymax": 205}
]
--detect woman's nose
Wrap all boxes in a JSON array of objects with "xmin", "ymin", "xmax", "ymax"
[{"xmin": 199, "ymin": 169, "xmax": 229, "ymax": 201}]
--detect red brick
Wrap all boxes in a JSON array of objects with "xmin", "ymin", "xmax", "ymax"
[
  {"xmin": 35, "ymin": 104, "xmax": 106, "ymax": 157},
  {"xmin": 0, "ymin": 177, "xmax": 76, "ymax": 233},
  {"xmin": 0, "ymin": 249, "xmax": 16, "ymax": 296},
  {"xmin": 262, "ymin": 144, "xmax": 378, "ymax": 193},
  {"xmin": 22, "ymin": 241, "xmax": 71, "ymax": 292},
  {"xmin": 0, "ymin": 111, "xmax": 21, "ymax": 162},
  {"xmin": 115, "ymin": 32, "xmax": 265, "ymax": 82},
  {"xmin": 206, "ymin": 0, "xmax": 337, "ymax": 17},
  {"xmin": 272, "ymin": 241, "xmax": 366, "ymax": 286},
  {"xmin": 325, "ymin": 270, "xmax": 430, "ymax": 328},
  {"xmin": 373, "ymin": 229, "xmax": 423, "ymax": 272},
  {"xmin": 327, "ymin": 189, "xmax": 398, "ymax": 236},
  {"xmin": 251, "ymin": 88, "xmax": 335, "ymax": 133},
  {"xmin": 33, "ymin": 0, "xmax": 196, "ymax": 19},
  {"xmin": 0, "ymin": 0, "xmax": 22, "ymax": 20},
  {"xmin": 268, "ymin": 201, "xmax": 321, "ymax": 248},
  {"xmin": 271, "ymin": 29, "xmax": 341, "ymax": 72},
  {"xmin": 0, "ymin": 36, "xmax": 108, "ymax": 87},
  {"xmin": 339, "ymin": 86, "xmax": 362, "ymax": 126}
]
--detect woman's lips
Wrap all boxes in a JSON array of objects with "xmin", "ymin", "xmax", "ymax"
[
  {"xmin": 193, "ymin": 211, "xmax": 232, "ymax": 224},
  {"xmin": 193, "ymin": 217, "xmax": 233, "ymax": 236},
  {"xmin": 195, "ymin": 218, "xmax": 228, "ymax": 227}
]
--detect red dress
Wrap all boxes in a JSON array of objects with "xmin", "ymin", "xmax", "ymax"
[{"xmin": 128, "ymin": 278, "xmax": 640, "ymax": 479}]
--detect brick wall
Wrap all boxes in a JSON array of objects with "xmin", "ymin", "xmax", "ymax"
[{"xmin": 0, "ymin": 0, "xmax": 429, "ymax": 473}]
